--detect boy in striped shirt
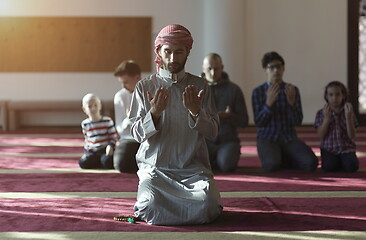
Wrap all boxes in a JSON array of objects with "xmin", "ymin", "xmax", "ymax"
[{"xmin": 79, "ymin": 93, "xmax": 119, "ymax": 169}]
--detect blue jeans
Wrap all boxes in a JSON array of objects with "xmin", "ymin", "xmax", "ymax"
[
  {"xmin": 257, "ymin": 137, "xmax": 318, "ymax": 172},
  {"xmin": 206, "ymin": 141, "xmax": 241, "ymax": 172},
  {"xmin": 321, "ymin": 149, "xmax": 359, "ymax": 172},
  {"xmin": 79, "ymin": 147, "xmax": 114, "ymax": 169}
]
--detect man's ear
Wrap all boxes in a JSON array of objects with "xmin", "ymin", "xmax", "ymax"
[{"xmin": 155, "ymin": 47, "xmax": 162, "ymax": 57}]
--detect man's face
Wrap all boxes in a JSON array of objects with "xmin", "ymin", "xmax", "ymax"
[
  {"xmin": 159, "ymin": 44, "xmax": 189, "ymax": 73},
  {"xmin": 264, "ymin": 60, "xmax": 285, "ymax": 84},
  {"xmin": 202, "ymin": 56, "xmax": 223, "ymax": 83},
  {"xmin": 117, "ymin": 75, "xmax": 135, "ymax": 88},
  {"xmin": 116, "ymin": 74, "xmax": 140, "ymax": 93}
]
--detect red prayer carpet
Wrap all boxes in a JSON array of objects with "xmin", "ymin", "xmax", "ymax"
[{"xmin": 0, "ymin": 126, "xmax": 365, "ymax": 239}]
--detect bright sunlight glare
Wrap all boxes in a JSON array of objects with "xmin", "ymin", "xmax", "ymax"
[{"xmin": 0, "ymin": 0, "xmax": 14, "ymax": 14}]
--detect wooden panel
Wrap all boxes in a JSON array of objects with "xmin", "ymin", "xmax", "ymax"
[{"xmin": 0, "ymin": 17, "xmax": 151, "ymax": 72}]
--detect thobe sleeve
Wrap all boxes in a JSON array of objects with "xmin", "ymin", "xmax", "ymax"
[
  {"xmin": 129, "ymin": 82, "xmax": 159, "ymax": 143},
  {"xmin": 188, "ymin": 82, "xmax": 219, "ymax": 140}
]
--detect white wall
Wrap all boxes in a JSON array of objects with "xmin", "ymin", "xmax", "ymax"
[
  {"xmin": 0, "ymin": 0, "xmax": 347, "ymax": 126},
  {"xmin": 243, "ymin": 0, "xmax": 347, "ymax": 124}
]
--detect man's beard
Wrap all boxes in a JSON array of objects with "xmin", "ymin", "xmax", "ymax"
[{"xmin": 163, "ymin": 58, "xmax": 187, "ymax": 73}]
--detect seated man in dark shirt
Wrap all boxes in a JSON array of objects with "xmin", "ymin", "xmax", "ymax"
[{"xmin": 202, "ymin": 53, "xmax": 249, "ymax": 172}]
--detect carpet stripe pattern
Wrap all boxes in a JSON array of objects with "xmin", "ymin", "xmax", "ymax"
[{"xmin": 0, "ymin": 127, "xmax": 365, "ymax": 240}]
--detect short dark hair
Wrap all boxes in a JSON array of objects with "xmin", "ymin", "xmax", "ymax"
[
  {"xmin": 324, "ymin": 81, "xmax": 348, "ymax": 105},
  {"xmin": 114, "ymin": 60, "xmax": 141, "ymax": 77},
  {"xmin": 261, "ymin": 51, "xmax": 285, "ymax": 68}
]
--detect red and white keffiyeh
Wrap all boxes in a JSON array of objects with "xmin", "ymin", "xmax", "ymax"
[{"xmin": 154, "ymin": 24, "xmax": 193, "ymax": 71}]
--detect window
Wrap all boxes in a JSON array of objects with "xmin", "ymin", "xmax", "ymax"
[
  {"xmin": 359, "ymin": 0, "xmax": 366, "ymax": 113},
  {"xmin": 348, "ymin": 0, "xmax": 366, "ymax": 124}
]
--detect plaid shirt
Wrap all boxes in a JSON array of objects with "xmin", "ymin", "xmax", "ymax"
[
  {"xmin": 314, "ymin": 108, "xmax": 358, "ymax": 154},
  {"xmin": 252, "ymin": 81, "xmax": 303, "ymax": 142}
]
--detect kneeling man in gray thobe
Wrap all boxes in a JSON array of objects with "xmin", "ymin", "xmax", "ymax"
[{"xmin": 129, "ymin": 24, "xmax": 222, "ymax": 225}]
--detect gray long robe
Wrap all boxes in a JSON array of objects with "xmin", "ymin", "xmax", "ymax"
[{"xmin": 129, "ymin": 69, "xmax": 222, "ymax": 225}]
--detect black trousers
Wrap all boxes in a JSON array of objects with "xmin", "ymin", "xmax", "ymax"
[
  {"xmin": 113, "ymin": 140, "xmax": 140, "ymax": 173},
  {"xmin": 79, "ymin": 147, "xmax": 114, "ymax": 169}
]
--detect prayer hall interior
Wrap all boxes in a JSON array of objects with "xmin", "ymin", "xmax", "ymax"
[{"xmin": 0, "ymin": 0, "xmax": 365, "ymax": 239}]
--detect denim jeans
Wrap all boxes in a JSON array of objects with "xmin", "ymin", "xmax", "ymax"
[
  {"xmin": 321, "ymin": 149, "xmax": 359, "ymax": 172},
  {"xmin": 206, "ymin": 141, "xmax": 241, "ymax": 172},
  {"xmin": 257, "ymin": 137, "xmax": 318, "ymax": 172},
  {"xmin": 79, "ymin": 147, "xmax": 114, "ymax": 169}
]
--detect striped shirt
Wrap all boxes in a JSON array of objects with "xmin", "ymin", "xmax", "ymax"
[
  {"xmin": 314, "ymin": 108, "xmax": 358, "ymax": 154},
  {"xmin": 81, "ymin": 116, "xmax": 119, "ymax": 152},
  {"xmin": 252, "ymin": 81, "xmax": 303, "ymax": 142}
]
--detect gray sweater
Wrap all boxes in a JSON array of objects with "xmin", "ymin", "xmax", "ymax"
[{"xmin": 204, "ymin": 72, "xmax": 249, "ymax": 143}]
